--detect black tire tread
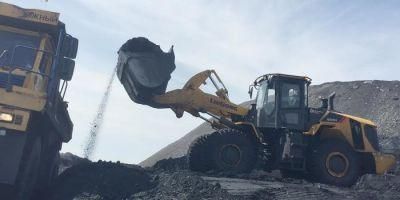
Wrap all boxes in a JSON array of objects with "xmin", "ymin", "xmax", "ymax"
[
  {"xmin": 187, "ymin": 133, "xmax": 219, "ymax": 172},
  {"xmin": 308, "ymin": 139, "xmax": 360, "ymax": 187},
  {"xmin": 188, "ymin": 128, "xmax": 258, "ymax": 173},
  {"xmin": 15, "ymin": 135, "xmax": 42, "ymax": 200}
]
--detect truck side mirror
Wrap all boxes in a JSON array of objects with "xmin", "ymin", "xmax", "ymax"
[
  {"xmin": 62, "ymin": 35, "xmax": 78, "ymax": 59},
  {"xmin": 59, "ymin": 58, "xmax": 75, "ymax": 81},
  {"xmin": 248, "ymin": 86, "xmax": 254, "ymax": 99}
]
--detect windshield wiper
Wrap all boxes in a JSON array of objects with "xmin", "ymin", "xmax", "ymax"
[{"xmin": 0, "ymin": 49, "xmax": 9, "ymax": 66}]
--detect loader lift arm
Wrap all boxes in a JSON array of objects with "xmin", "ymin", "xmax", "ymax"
[
  {"xmin": 152, "ymin": 70, "xmax": 249, "ymax": 127},
  {"xmin": 115, "ymin": 38, "xmax": 249, "ymax": 128}
]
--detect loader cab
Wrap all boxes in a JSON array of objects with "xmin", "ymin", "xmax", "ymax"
[{"xmin": 253, "ymin": 74, "xmax": 311, "ymax": 131}]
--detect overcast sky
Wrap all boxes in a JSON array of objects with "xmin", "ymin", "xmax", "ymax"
[{"xmin": 6, "ymin": 0, "xmax": 400, "ymax": 164}]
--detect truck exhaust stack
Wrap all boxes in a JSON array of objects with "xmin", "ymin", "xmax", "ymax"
[{"xmin": 116, "ymin": 37, "xmax": 175, "ymax": 108}]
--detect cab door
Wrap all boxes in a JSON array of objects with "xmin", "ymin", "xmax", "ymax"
[{"xmin": 277, "ymin": 80, "xmax": 307, "ymax": 130}]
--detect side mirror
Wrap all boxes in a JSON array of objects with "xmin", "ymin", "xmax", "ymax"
[
  {"xmin": 59, "ymin": 58, "xmax": 75, "ymax": 81},
  {"xmin": 248, "ymin": 86, "xmax": 254, "ymax": 99},
  {"xmin": 62, "ymin": 35, "xmax": 78, "ymax": 59}
]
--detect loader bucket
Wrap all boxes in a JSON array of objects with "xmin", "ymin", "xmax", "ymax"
[{"xmin": 116, "ymin": 37, "xmax": 175, "ymax": 108}]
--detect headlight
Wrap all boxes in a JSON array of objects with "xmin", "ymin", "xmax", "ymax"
[{"xmin": 0, "ymin": 113, "xmax": 13, "ymax": 122}]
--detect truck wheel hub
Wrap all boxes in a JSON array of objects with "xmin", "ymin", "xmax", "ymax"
[{"xmin": 326, "ymin": 152, "xmax": 349, "ymax": 177}]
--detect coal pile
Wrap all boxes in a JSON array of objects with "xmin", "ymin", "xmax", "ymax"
[
  {"xmin": 53, "ymin": 152, "xmax": 400, "ymax": 200},
  {"xmin": 48, "ymin": 161, "xmax": 155, "ymax": 200},
  {"xmin": 59, "ymin": 152, "xmax": 91, "ymax": 173},
  {"xmin": 131, "ymin": 171, "xmax": 240, "ymax": 200},
  {"xmin": 151, "ymin": 156, "xmax": 188, "ymax": 172},
  {"xmin": 52, "ymin": 156, "xmax": 241, "ymax": 200}
]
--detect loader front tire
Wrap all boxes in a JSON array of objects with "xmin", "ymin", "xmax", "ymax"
[
  {"xmin": 188, "ymin": 133, "xmax": 219, "ymax": 172},
  {"xmin": 213, "ymin": 129, "xmax": 257, "ymax": 173},
  {"xmin": 309, "ymin": 140, "xmax": 360, "ymax": 187}
]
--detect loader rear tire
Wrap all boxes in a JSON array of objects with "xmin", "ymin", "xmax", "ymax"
[
  {"xmin": 308, "ymin": 140, "xmax": 360, "ymax": 187},
  {"xmin": 188, "ymin": 129, "xmax": 257, "ymax": 173}
]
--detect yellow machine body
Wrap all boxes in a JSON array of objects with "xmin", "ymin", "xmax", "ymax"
[
  {"xmin": 0, "ymin": 2, "xmax": 59, "ymax": 132},
  {"xmin": 305, "ymin": 111, "xmax": 396, "ymax": 174},
  {"xmin": 0, "ymin": 3, "xmax": 77, "ymax": 196},
  {"xmin": 151, "ymin": 70, "xmax": 396, "ymax": 176}
]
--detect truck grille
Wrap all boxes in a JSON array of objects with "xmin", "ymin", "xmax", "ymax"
[{"xmin": 0, "ymin": 72, "xmax": 25, "ymax": 88}]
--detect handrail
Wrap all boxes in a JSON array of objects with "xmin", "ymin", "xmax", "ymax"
[
  {"xmin": 10, "ymin": 45, "xmax": 55, "ymax": 63},
  {"xmin": 3, "ymin": 44, "xmax": 54, "ymax": 92},
  {"xmin": 5, "ymin": 66, "xmax": 51, "ymax": 92}
]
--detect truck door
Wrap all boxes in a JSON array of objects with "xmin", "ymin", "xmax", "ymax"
[{"xmin": 277, "ymin": 80, "xmax": 307, "ymax": 130}]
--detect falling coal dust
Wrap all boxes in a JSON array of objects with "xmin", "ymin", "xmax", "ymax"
[{"xmin": 83, "ymin": 67, "xmax": 117, "ymax": 159}]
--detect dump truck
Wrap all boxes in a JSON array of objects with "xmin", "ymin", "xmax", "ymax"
[
  {"xmin": 0, "ymin": 3, "xmax": 78, "ymax": 199},
  {"xmin": 116, "ymin": 38, "xmax": 395, "ymax": 187}
]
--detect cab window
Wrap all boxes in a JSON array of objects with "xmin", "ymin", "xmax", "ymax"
[
  {"xmin": 281, "ymin": 83, "xmax": 300, "ymax": 108},
  {"xmin": 0, "ymin": 30, "xmax": 39, "ymax": 69},
  {"xmin": 256, "ymin": 81, "xmax": 276, "ymax": 127}
]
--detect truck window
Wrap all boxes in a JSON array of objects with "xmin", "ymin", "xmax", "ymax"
[{"xmin": 0, "ymin": 30, "xmax": 39, "ymax": 69}]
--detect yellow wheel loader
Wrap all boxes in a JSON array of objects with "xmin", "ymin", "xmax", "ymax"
[
  {"xmin": 117, "ymin": 38, "xmax": 395, "ymax": 187},
  {"xmin": 0, "ymin": 3, "xmax": 78, "ymax": 199}
]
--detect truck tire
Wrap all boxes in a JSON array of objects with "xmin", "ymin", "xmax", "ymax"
[
  {"xmin": 50, "ymin": 152, "xmax": 60, "ymax": 182},
  {"xmin": 188, "ymin": 129, "xmax": 257, "ymax": 173},
  {"xmin": 40, "ymin": 147, "xmax": 60, "ymax": 186},
  {"xmin": 308, "ymin": 140, "xmax": 360, "ymax": 187},
  {"xmin": 31, "ymin": 147, "xmax": 60, "ymax": 199},
  {"xmin": 15, "ymin": 136, "xmax": 42, "ymax": 200}
]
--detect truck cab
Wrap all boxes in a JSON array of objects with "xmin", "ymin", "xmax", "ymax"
[{"xmin": 0, "ymin": 2, "xmax": 78, "ymax": 199}]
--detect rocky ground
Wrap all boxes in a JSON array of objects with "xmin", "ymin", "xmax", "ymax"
[
  {"xmin": 50, "ymin": 80, "xmax": 400, "ymax": 200},
  {"xmin": 53, "ymin": 154, "xmax": 399, "ymax": 200}
]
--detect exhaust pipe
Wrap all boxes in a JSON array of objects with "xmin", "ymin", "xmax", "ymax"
[{"xmin": 328, "ymin": 92, "xmax": 336, "ymax": 111}]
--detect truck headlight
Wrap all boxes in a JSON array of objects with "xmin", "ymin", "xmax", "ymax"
[{"xmin": 0, "ymin": 113, "xmax": 13, "ymax": 122}]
